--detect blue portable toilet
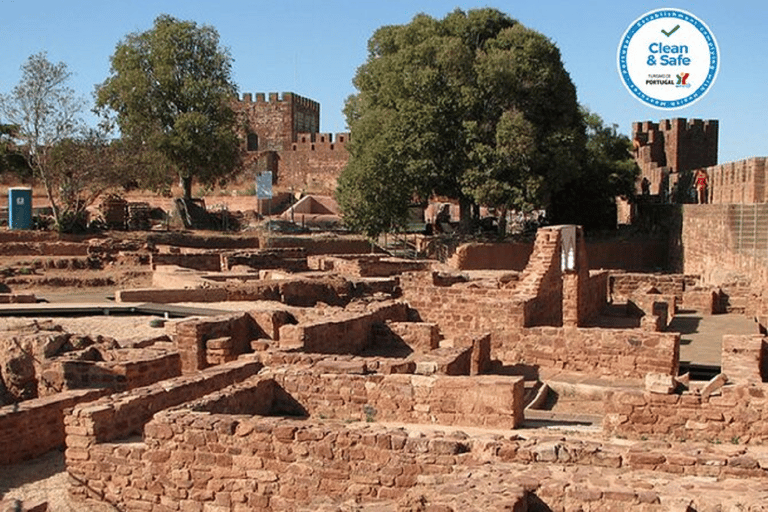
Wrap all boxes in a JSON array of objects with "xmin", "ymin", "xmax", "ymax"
[{"xmin": 8, "ymin": 187, "xmax": 32, "ymax": 230}]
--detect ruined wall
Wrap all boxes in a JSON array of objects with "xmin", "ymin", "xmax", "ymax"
[
  {"xmin": 64, "ymin": 358, "xmax": 261, "ymax": 453},
  {"xmin": 308, "ymin": 254, "xmax": 431, "ymax": 277},
  {"xmin": 66, "ymin": 369, "xmax": 523, "ymax": 511},
  {"xmin": 0, "ymin": 388, "xmax": 108, "ymax": 464},
  {"xmin": 515, "ymin": 226, "xmax": 565, "ymax": 327},
  {"xmin": 268, "ymin": 371, "xmax": 524, "ymax": 428},
  {"xmin": 496, "ymin": 326, "xmax": 679, "ymax": 378},
  {"xmin": 41, "ymin": 350, "xmax": 181, "ymax": 394},
  {"xmin": 609, "ymin": 273, "xmax": 690, "ymax": 303},
  {"xmin": 721, "ymin": 335, "xmax": 768, "ymax": 385},
  {"xmin": 400, "ymin": 271, "xmax": 528, "ymax": 334},
  {"xmin": 449, "ymin": 239, "xmax": 668, "ymax": 273},
  {"xmin": 604, "ymin": 383, "xmax": 768, "ymax": 443},
  {"xmin": 448, "ymin": 242, "xmax": 533, "ymax": 271},
  {"xmin": 261, "ymin": 235, "xmax": 378, "ymax": 255},
  {"xmin": 66, "ymin": 369, "xmax": 768, "ymax": 511},
  {"xmin": 174, "ymin": 313, "xmax": 262, "ymax": 373},
  {"xmin": 278, "ymin": 302, "xmax": 408, "ymax": 354}
]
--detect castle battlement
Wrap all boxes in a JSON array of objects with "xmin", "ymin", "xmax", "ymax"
[
  {"xmin": 236, "ymin": 92, "xmax": 320, "ymax": 112},
  {"xmin": 292, "ymin": 132, "xmax": 350, "ymax": 149}
]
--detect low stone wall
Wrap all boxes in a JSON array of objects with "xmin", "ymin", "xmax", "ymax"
[
  {"xmin": 401, "ymin": 272, "xmax": 529, "ymax": 334},
  {"xmin": 261, "ymin": 235, "xmax": 380, "ymax": 255},
  {"xmin": 174, "ymin": 313, "xmax": 261, "ymax": 373},
  {"xmin": 0, "ymin": 241, "xmax": 89, "ymax": 256},
  {"xmin": 66, "ymin": 368, "xmax": 523, "ymax": 511},
  {"xmin": 120, "ymin": 276, "xmax": 358, "ymax": 307},
  {"xmin": 448, "ymin": 242, "xmax": 533, "ymax": 271},
  {"xmin": 721, "ymin": 334, "xmax": 768, "ymax": 385},
  {"xmin": 0, "ymin": 293, "xmax": 37, "ymax": 304},
  {"xmin": 0, "ymin": 388, "xmax": 108, "ymax": 464},
  {"xmin": 308, "ymin": 254, "xmax": 431, "ymax": 277},
  {"xmin": 223, "ymin": 248, "xmax": 308, "ymax": 272},
  {"xmin": 604, "ymin": 384, "xmax": 768, "ymax": 443},
  {"xmin": 67, "ymin": 393, "xmax": 768, "ymax": 511},
  {"xmin": 496, "ymin": 326, "xmax": 679, "ymax": 378},
  {"xmin": 115, "ymin": 287, "xmax": 229, "ymax": 303},
  {"xmin": 279, "ymin": 302, "xmax": 408, "ymax": 354},
  {"xmin": 150, "ymin": 252, "xmax": 222, "ymax": 271},
  {"xmin": 609, "ymin": 272, "xmax": 692, "ymax": 304},
  {"xmin": 41, "ymin": 349, "xmax": 181, "ymax": 394},
  {"xmin": 269, "ymin": 370, "xmax": 524, "ymax": 428},
  {"xmin": 64, "ymin": 358, "xmax": 262, "ymax": 450}
]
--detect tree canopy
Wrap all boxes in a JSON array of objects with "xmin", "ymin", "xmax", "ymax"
[
  {"xmin": 0, "ymin": 52, "xmax": 87, "ymax": 227},
  {"xmin": 548, "ymin": 108, "xmax": 639, "ymax": 230},
  {"xmin": 96, "ymin": 14, "xmax": 241, "ymax": 199},
  {"xmin": 337, "ymin": 8, "xmax": 585, "ymax": 237}
]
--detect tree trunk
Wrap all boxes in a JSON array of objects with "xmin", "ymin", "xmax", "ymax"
[
  {"xmin": 497, "ymin": 206, "xmax": 508, "ymax": 239},
  {"xmin": 181, "ymin": 175, "xmax": 193, "ymax": 200},
  {"xmin": 458, "ymin": 196, "xmax": 473, "ymax": 234}
]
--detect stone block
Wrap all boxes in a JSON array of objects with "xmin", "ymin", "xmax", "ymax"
[
  {"xmin": 701, "ymin": 373, "xmax": 728, "ymax": 398},
  {"xmin": 645, "ymin": 372, "xmax": 676, "ymax": 394}
]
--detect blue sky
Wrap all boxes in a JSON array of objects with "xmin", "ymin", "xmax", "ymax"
[{"xmin": 0, "ymin": 0, "xmax": 764, "ymax": 164}]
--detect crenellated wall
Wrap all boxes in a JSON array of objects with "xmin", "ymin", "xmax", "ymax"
[{"xmin": 232, "ymin": 91, "xmax": 350, "ymax": 194}]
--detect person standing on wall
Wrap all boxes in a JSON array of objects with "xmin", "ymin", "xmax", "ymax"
[{"xmin": 695, "ymin": 169, "xmax": 709, "ymax": 204}]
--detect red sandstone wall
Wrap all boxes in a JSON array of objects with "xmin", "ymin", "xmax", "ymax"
[
  {"xmin": 448, "ymin": 242, "xmax": 532, "ymax": 271},
  {"xmin": 609, "ymin": 273, "xmax": 689, "ymax": 303},
  {"xmin": 279, "ymin": 302, "xmax": 408, "ymax": 354},
  {"xmin": 269, "ymin": 371, "xmax": 524, "ymax": 429},
  {"xmin": 0, "ymin": 388, "xmax": 108, "ymax": 464},
  {"xmin": 707, "ymin": 157, "xmax": 768, "ymax": 204},
  {"xmin": 175, "ymin": 313, "xmax": 259, "ymax": 373},
  {"xmin": 604, "ymin": 384, "xmax": 768, "ymax": 443},
  {"xmin": 400, "ymin": 272, "xmax": 528, "ymax": 334},
  {"xmin": 495, "ymin": 326, "xmax": 679, "ymax": 378},
  {"xmin": 41, "ymin": 351, "xmax": 181, "ymax": 394},
  {"xmin": 64, "ymin": 358, "xmax": 262, "ymax": 451},
  {"xmin": 681, "ymin": 204, "xmax": 768, "ymax": 287},
  {"xmin": 448, "ymin": 240, "xmax": 668, "ymax": 272}
]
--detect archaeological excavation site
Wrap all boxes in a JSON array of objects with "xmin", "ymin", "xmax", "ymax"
[{"xmin": 1, "ymin": 115, "xmax": 768, "ymax": 512}]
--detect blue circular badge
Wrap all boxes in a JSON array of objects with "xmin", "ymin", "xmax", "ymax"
[{"xmin": 617, "ymin": 9, "xmax": 719, "ymax": 109}]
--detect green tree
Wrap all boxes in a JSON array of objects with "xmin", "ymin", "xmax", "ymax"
[
  {"xmin": 337, "ymin": 8, "xmax": 584, "ymax": 237},
  {"xmin": 96, "ymin": 14, "xmax": 241, "ymax": 200},
  {"xmin": 0, "ymin": 52, "xmax": 86, "ymax": 226},
  {"xmin": 48, "ymin": 130, "xmax": 139, "ymax": 232},
  {"xmin": 0, "ymin": 123, "xmax": 31, "ymax": 180},
  {"xmin": 548, "ymin": 108, "xmax": 639, "ymax": 230}
]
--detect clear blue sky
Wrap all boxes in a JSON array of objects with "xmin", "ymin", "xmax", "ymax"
[{"xmin": 0, "ymin": 0, "xmax": 764, "ymax": 164}]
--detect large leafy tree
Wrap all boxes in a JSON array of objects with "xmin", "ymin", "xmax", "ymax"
[
  {"xmin": 96, "ymin": 14, "xmax": 241, "ymax": 200},
  {"xmin": 0, "ymin": 52, "xmax": 86, "ymax": 226},
  {"xmin": 548, "ymin": 108, "xmax": 639, "ymax": 230},
  {"xmin": 337, "ymin": 8, "xmax": 585, "ymax": 236}
]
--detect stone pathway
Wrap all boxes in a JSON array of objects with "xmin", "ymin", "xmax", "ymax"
[{"xmin": 669, "ymin": 310, "xmax": 758, "ymax": 366}]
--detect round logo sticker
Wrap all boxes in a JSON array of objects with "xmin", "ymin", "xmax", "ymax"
[{"xmin": 617, "ymin": 9, "xmax": 719, "ymax": 109}]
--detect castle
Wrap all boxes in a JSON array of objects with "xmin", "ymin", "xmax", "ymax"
[
  {"xmin": 233, "ymin": 92, "xmax": 350, "ymax": 196},
  {"xmin": 632, "ymin": 117, "xmax": 768, "ymax": 204}
]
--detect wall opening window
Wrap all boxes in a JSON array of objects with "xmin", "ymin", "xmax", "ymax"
[{"xmin": 247, "ymin": 133, "xmax": 259, "ymax": 152}]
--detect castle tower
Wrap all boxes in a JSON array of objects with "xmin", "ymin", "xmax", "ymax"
[
  {"xmin": 232, "ymin": 92, "xmax": 350, "ymax": 195},
  {"xmin": 632, "ymin": 118, "xmax": 718, "ymax": 198}
]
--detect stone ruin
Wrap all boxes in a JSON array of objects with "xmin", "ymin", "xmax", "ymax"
[{"xmin": 1, "ymin": 225, "xmax": 768, "ymax": 511}]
